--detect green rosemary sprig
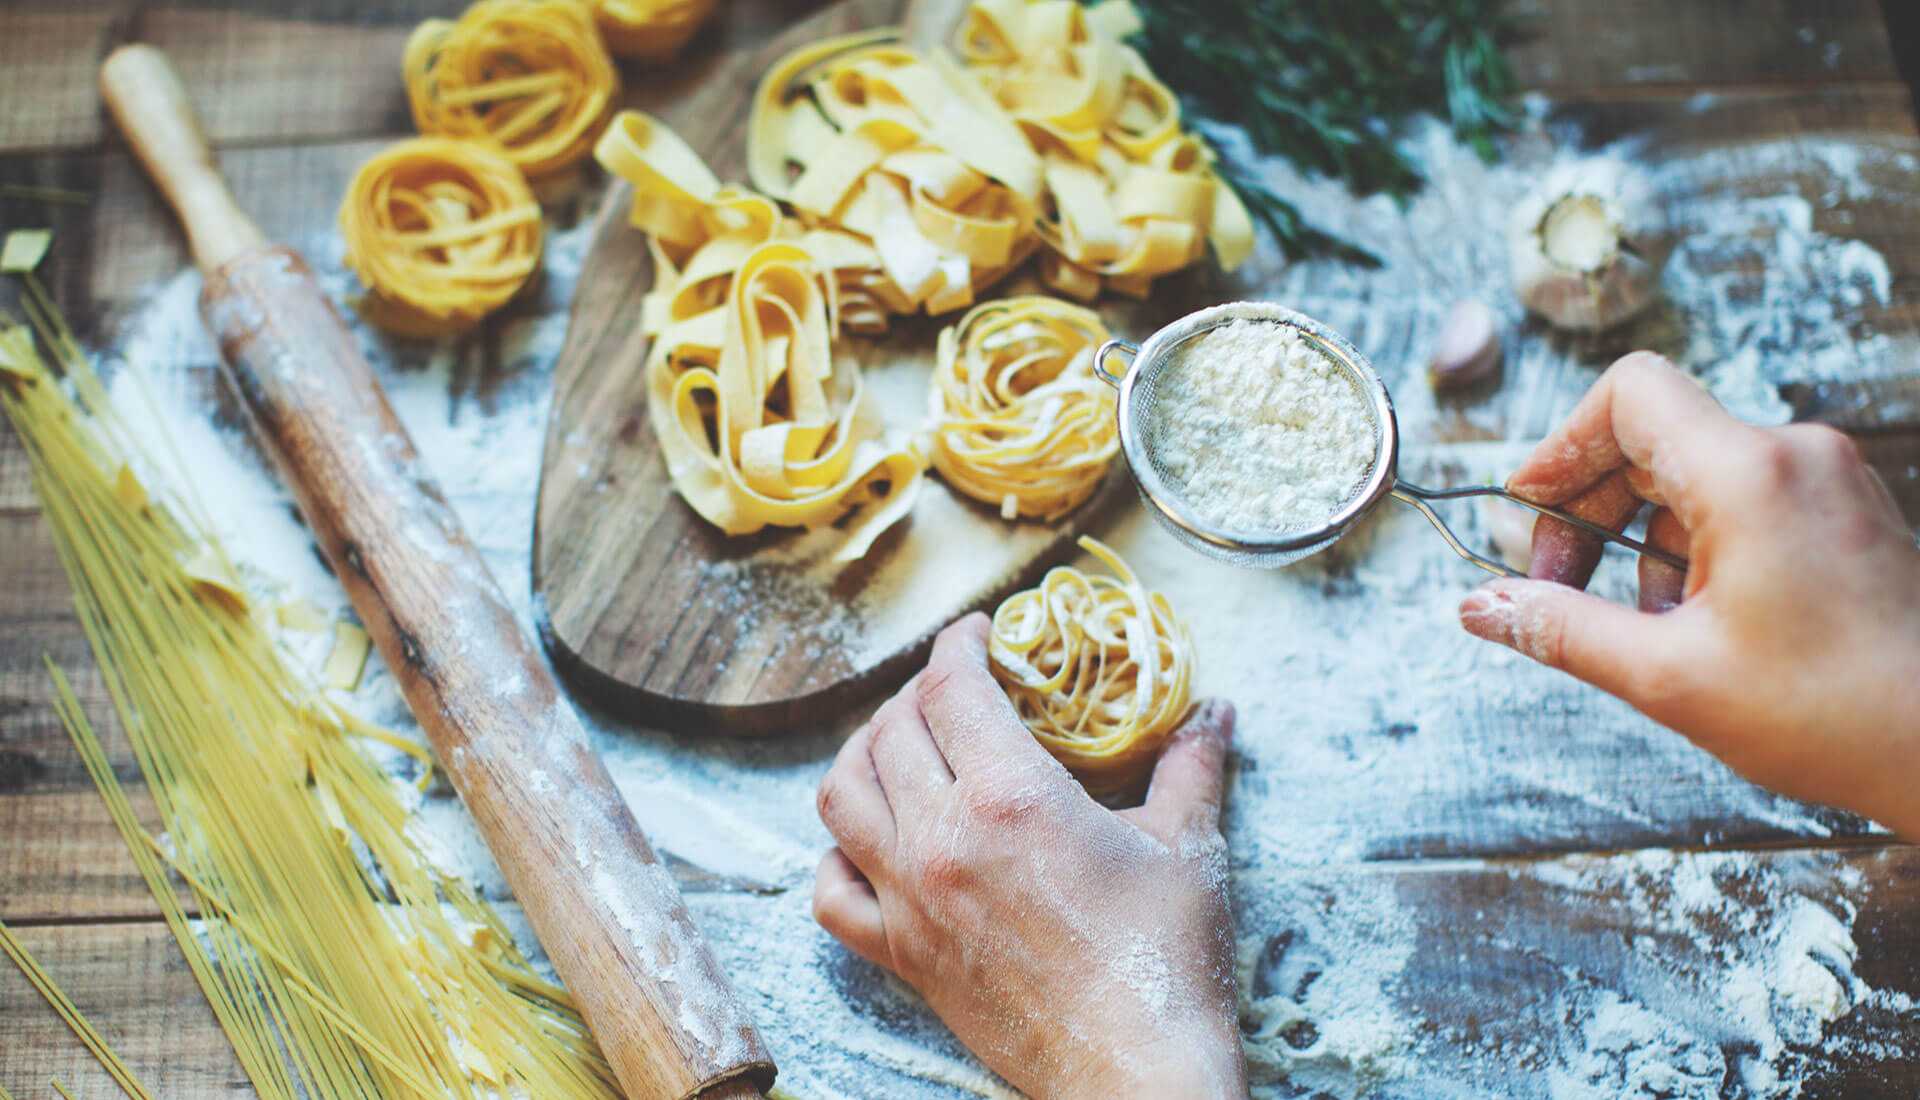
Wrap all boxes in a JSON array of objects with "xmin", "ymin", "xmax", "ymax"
[{"xmin": 1116, "ymin": 0, "xmax": 1520, "ymax": 262}]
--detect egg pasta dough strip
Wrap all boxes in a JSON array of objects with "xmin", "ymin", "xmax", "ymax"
[
  {"xmin": 340, "ymin": 136, "xmax": 542, "ymax": 337},
  {"xmin": 988, "ymin": 536, "xmax": 1194, "ymax": 798},
  {"xmin": 595, "ymin": 111, "xmax": 927, "ymax": 558},
  {"xmin": 928, "ymin": 296, "xmax": 1118, "ymax": 520},
  {"xmin": 746, "ymin": 0, "xmax": 1253, "ymax": 318},
  {"xmin": 0, "ymin": 918, "xmax": 157, "ymax": 1100},
  {"xmin": 0, "ymin": 301, "xmax": 619, "ymax": 1099}
]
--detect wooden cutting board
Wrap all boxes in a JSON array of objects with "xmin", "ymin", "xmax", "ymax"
[{"xmin": 532, "ymin": 0, "xmax": 1222, "ymax": 733}]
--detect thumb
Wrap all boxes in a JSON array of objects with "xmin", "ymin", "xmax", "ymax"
[
  {"xmin": 1137, "ymin": 699, "xmax": 1234, "ymax": 839},
  {"xmin": 1459, "ymin": 577, "xmax": 1668, "ymax": 700}
]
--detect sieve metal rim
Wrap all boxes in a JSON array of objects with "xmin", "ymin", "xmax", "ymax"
[{"xmin": 1099, "ymin": 301, "xmax": 1401, "ymax": 556}]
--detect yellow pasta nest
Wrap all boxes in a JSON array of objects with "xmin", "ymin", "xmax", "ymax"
[
  {"xmin": 928, "ymin": 296, "xmax": 1118, "ymax": 520},
  {"xmin": 591, "ymin": 0, "xmax": 717, "ymax": 60},
  {"xmin": 404, "ymin": 0, "xmax": 618, "ymax": 178},
  {"xmin": 745, "ymin": 0, "xmax": 1252, "ymax": 320},
  {"xmin": 340, "ymin": 136, "xmax": 543, "ymax": 337},
  {"xmin": 989, "ymin": 536, "xmax": 1194, "ymax": 799},
  {"xmin": 594, "ymin": 112, "xmax": 927, "ymax": 561}
]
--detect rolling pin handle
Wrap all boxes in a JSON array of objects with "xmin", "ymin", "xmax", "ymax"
[{"xmin": 98, "ymin": 44, "xmax": 265, "ymax": 272}]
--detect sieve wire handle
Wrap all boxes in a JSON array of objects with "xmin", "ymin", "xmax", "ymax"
[
  {"xmin": 1093, "ymin": 338, "xmax": 1138, "ymax": 387},
  {"xmin": 1391, "ymin": 481, "xmax": 1691, "ymax": 578}
]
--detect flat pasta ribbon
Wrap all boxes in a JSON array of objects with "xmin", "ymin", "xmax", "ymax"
[
  {"xmin": 989, "ymin": 535, "xmax": 1194, "ymax": 799},
  {"xmin": 594, "ymin": 111, "xmax": 927, "ymax": 560},
  {"xmin": 404, "ymin": 0, "xmax": 618, "ymax": 178},
  {"xmin": 748, "ymin": 31, "xmax": 1044, "ymax": 320},
  {"xmin": 339, "ymin": 136, "xmax": 542, "ymax": 337},
  {"xmin": 959, "ymin": 0, "xmax": 1253, "ymax": 299},
  {"xmin": 746, "ymin": 0, "xmax": 1253, "ymax": 321},
  {"xmin": 928, "ymin": 296, "xmax": 1117, "ymax": 520},
  {"xmin": 590, "ymin": 0, "xmax": 717, "ymax": 60}
]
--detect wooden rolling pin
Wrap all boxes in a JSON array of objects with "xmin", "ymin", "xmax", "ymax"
[{"xmin": 99, "ymin": 45, "xmax": 773, "ymax": 1100}]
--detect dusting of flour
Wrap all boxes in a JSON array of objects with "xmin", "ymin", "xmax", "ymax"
[
  {"xmin": 80, "ymin": 88, "xmax": 1920, "ymax": 1097},
  {"xmin": 1147, "ymin": 316, "xmax": 1376, "ymax": 534}
]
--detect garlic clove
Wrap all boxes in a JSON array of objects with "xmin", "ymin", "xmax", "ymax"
[
  {"xmin": 1509, "ymin": 158, "xmax": 1673, "ymax": 332},
  {"xmin": 1427, "ymin": 299, "xmax": 1503, "ymax": 391}
]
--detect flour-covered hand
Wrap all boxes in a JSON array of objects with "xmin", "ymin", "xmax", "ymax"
[
  {"xmin": 812, "ymin": 614, "xmax": 1248, "ymax": 1099},
  {"xmin": 1460, "ymin": 352, "xmax": 1920, "ymax": 837}
]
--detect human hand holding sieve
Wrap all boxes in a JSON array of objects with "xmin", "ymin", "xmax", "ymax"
[{"xmin": 1462, "ymin": 352, "xmax": 1920, "ymax": 839}]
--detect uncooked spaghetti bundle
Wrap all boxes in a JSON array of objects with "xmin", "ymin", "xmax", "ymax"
[
  {"xmin": 928, "ymin": 296, "xmax": 1118, "ymax": 520},
  {"xmin": 340, "ymin": 136, "xmax": 542, "ymax": 336},
  {"xmin": 591, "ymin": 0, "xmax": 717, "ymax": 60},
  {"xmin": 989, "ymin": 536, "xmax": 1194, "ymax": 799},
  {"xmin": 404, "ymin": 0, "xmax": 618, "ymax": 178}
]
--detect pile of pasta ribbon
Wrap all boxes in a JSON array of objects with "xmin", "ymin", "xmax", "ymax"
[
  {"xmin": 404, "ymin": 0, "xmax": 618, "ymax": 179},
  {"xmin": 339, "ymin": 137, "xmax": 543, "ymax": 337},
  {"xmin": 747, "ymin": 0, "xmax": 1253, "ymax": 317},
  {"xmin": 595, "ymin": 113, "xmax": 927, "ymax": 559},
  {"xmin": 928, "ymin": 297, "xmax": 1117, "ymax": 520},
  {"xmin": 590, "ymin": 0, "xmax": 717, "ymax": 60},
  {"xmin": 989, "ymin": 536, "xmax": 1194, "ymax": 799}
]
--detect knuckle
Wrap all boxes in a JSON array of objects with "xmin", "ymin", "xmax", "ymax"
[
  {"xmin": 1734, "ymin": 432, "xmax": 1798, "ymax": 499},
  {"xmin": 913, "ymin": 847, "xmax": 972, "ymax": 892},
  {"xmin": 1794, "ymin": 423, "xmax": 1861, "ymax": 466},
  {"xmin": 914, "ymin": 664, "xmax": 962, "ymax": 713},
  {"xmin": 816, "ymin": 769, "xmax": 848, "ymax": 825}
]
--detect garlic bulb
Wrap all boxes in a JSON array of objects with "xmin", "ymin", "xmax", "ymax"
[{"xmin": 1508, "ymin": 159, "xmax": 1672, "ymax": 331}]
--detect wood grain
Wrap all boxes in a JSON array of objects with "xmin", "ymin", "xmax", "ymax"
[{"xmin": 533, "ymin": 0, "xmax": 1167, "ymax": 732}]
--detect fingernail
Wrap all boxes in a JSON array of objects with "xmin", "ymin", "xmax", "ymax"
[{"xmin": 1459, "ymin": 582, "xmax": 1518, "ymax": 646}]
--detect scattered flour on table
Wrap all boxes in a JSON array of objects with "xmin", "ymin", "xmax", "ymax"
[
  {"xmin": 82, "ymin": 95, "xmax": 1920, "ymax": 1097},
  {"xmin": 1146, "ymin": 317, "xmax": 1377, "ymax": 534}
]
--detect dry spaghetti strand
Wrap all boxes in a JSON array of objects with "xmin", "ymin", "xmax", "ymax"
[
  {"xmin": 988, "ymin": 536, "xmax": 1194, "ymax": 799},
  {"xmin": 404, "ymin": 0, "xmax": 617, "ymax": 178},
  {"xmin": 0, "ymin": 919, "xmax": 157, "ymax": 1100},
  {"xmin": 340, "ymin": 136, "xmax": 542, "ymax": 336},
  {"xmin": 928, "ymin": 296, "xmax": 1117, "ymax": 520},
  {"xmin": 0, "ymin": 288, "xmax": 618, "ymax": 1099}
]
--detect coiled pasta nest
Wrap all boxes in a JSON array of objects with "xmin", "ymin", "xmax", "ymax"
[
  {"xmin": 590, "ymin": 0, "xmax": 718, "ymax": 60},
  {"xmin": 339, "ymin": 136, "xmax": 542, "ymax": 336},
  {"xmin": 404, "ymin": 0, "xmax": 617, "ymax": 178},
  {"xmin": 928, "ymin": 296, "xmax": 1119, "ymax": 521},
  {"xmin": 989, "ymin": 536, "xmax": 1194, "ymax": 800}
]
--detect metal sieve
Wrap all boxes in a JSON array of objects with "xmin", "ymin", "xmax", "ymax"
[{"xmin": 1092, "ymin": 301, "xmax": 1689, "ymax": 575}]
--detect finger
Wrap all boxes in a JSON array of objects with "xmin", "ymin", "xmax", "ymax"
[
  {"xmin": 1134, "ymin": 699, "xmax": 1235, "ymax": 841},
  {"xmin": 867, "ymin": 673, "xmax": 955, "ymax": 808},
  {"xmin": 916, "ymin": 612, "xmax": 1056, "ymax": 777},
  {"xmin": 1460, "ymin": 577, "xmax": 1680, "ymax": 702},
  {"xmin": 1508, "ymin": 352, "xmax": 1750, "ymax": 530},
  {"xmin": 1528, "ymin": 469, "xmax": 1643, "ymax": 589},
  {"xmin": 1637, "ymin": 507, "xmax": 1689, "ymax": 613},
  {"xmin": 812, "ymin": 848, "xmax": 892, "ymax": 970},
  {"xmin": 816, "ymin": 721, "xmax": 895, "ymax": 873}
]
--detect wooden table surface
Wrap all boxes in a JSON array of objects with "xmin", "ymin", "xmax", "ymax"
[{"xmin": 3, "ymin": 2, "xmax": 1920, "ymax": 1098}]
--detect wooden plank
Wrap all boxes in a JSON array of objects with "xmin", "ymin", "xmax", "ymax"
[
  {"xmin": 4, "ymin": 844, "xmax": 1915, "ymax": 1098},
  {"xmin": 0, "ymin": 921, "xmax": 248, "ymax": 1100},
  {"xmin": 0, "ymin": 0, "xmax": 839, "ymax": 155},
  {"xmin": 1506, "ymin": 0, "xmax": 1902, "ymax": 94}
]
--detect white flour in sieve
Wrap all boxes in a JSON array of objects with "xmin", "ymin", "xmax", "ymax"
[{"xmin": 1146, "ymin": 318, "xmax": 1376, "ymax": 534}]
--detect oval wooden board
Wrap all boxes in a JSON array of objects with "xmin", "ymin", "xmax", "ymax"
[{"xmin": 531, "ymin": 0, "xmax": 1226, "ymax": 733}]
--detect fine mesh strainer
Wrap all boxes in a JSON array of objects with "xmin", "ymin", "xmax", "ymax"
[{"xmin": 1092, "ymin": 301, "xmax": 1689, "ymax": 575}]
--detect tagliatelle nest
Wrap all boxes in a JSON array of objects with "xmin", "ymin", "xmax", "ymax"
[
  {"xmin": 589, "ymin": 0, "xmax": 717, "ymax": 60},
  {"xmin": 404, "ymin": 0, "xmax": 617, "ymax": 178},
  {"xmin": 928, "ymin": 296, "xmax": 1119, "ymax": 520},
  {"xmin": 989, "ymin": 536, "xmax": 1194, "ymax": 800},
  {"xmin": 339, "ymin": 136, "xmax": 543, "ymax": 337}
]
